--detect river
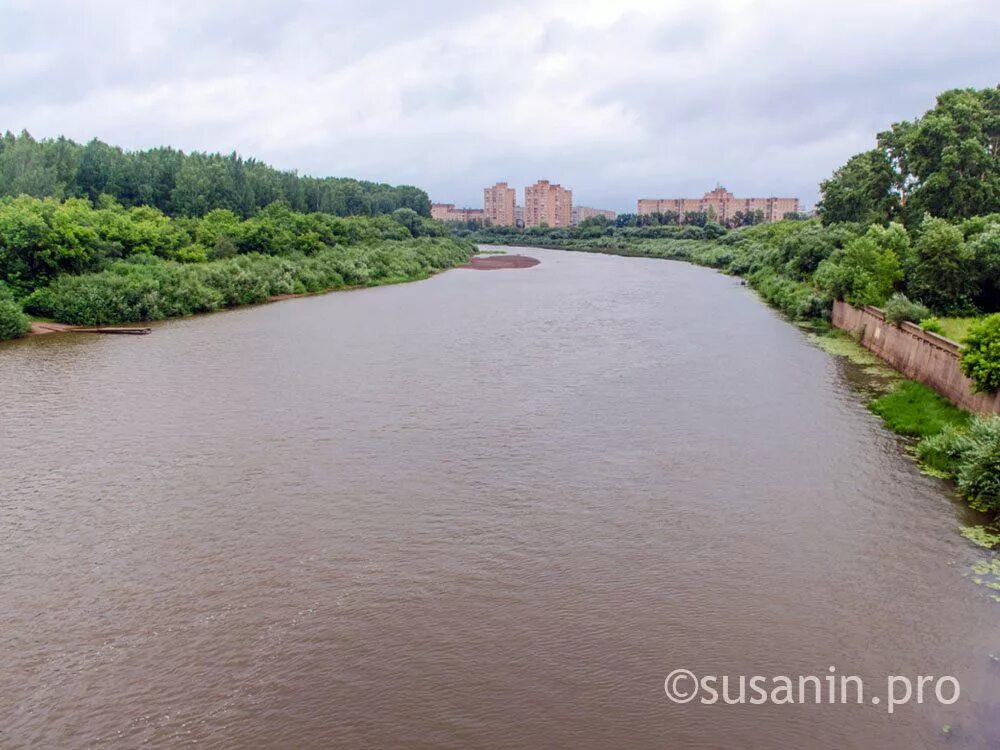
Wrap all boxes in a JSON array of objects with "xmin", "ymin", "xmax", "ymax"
[{"xmin": 0, "ymin": 246, "xmax": 997, "ymax": 748}]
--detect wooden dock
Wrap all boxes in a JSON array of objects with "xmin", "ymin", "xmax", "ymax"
[{"xmin": 74, "ymin": 327, "xmax": 152, "ymax": 335}]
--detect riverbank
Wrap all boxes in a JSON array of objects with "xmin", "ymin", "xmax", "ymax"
[
  {"xmin": 15, "ymin": 254, "xmax": 476, "ymax": 341},
  {"xmin": 18, "ymin": 247, "xmax": 529, "ymax": 340},
  {"xmin": 812, "ymin": 326, "xmax": 1000, "ymax": 556},
  {"xmin": 7, "ymin": 237, "xmax": 476, "ymax": 335},
  {"xmin": 0, "ymin": 197, "xmax": 478, "ymax": 341}
]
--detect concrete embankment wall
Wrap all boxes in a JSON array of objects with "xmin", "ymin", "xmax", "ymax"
[{"xmin": 832, "ymin": 300, "xmax": 1000, "ymax": 414}]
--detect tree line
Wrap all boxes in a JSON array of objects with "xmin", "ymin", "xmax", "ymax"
[
  {"xmin": 817, "ymin": 86, "xmax": 998, "ymax": 226},
  {"xmin": 0, "ymin": 131, "xmax": 432, "ymax": 219},
  {"xmin": 610, "ymin": 208, "xmax": 776, "ymax": 229}
]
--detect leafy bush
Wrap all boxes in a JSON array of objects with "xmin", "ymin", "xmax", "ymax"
[
  {"xmin": 702, "ymin": 221, "xmax": 726, "ymax": 239},
  {"xmin": 0, "ymin": 194, "xmax": 450, "ymax": 296},
  {"xmin": 0, "ymin": 297, "xmax": 30, "ymax": 339},
  {"xmin": 917, "ymin": 423, "xmax": 974, "ymax": 474},
  {"xmin": 960, "ymin": 314, "xmax": 1000, "ymax": 392},
  {"xmin": 777, "ymin": 222, "xmax": 841, "ymax": 279},
  {"xmin": 906, "ymin": 216, "xmax": 976, "ymax": 314},
  {"xmin": 956, "ymin": 418, "xmax": 1000, "ymax": 513},
  {"xmin": 744, "ymin": 269, "xmax": 829, "ymax": 320},
  {"xmin": 920, "ymin": 317, "xmax": 944, "ymax": 334},
  {"xmin": 916, "ymin": 416, "xmax": 1000, "ymax": 513},
  {"xmin": 24, "ymin": 238, "xmax": 473, "ymax": 325},
  {"xmin": 25, "ymin": 263, "xmax": 222, "ymax": 324},
  {"xmin": 0, "ymin": 281, "xmax": 31, "ymax": 339},
  {"xmin": 883, "ymin": 293, "xmax": 931, "ymax": 324},
  {"xmin": 813, "ymin": 223, "xmax": 906, "ymax": 306}
]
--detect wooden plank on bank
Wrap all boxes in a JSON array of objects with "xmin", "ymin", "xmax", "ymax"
[{"xmin": 73, "ymin": 327, "xmax": 152, "ymax": 335}]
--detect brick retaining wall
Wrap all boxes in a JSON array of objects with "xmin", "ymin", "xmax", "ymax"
[{"xmin": 831, "ymin": 300, "xmax": 1000, "ymax": 413}]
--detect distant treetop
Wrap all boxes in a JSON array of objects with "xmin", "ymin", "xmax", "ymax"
[
  {"xmin": 818, "ymin": 86, "xmax": 1000, "ymax": 226},
  {"xmin": 0, "ymin": 131, "xmax": 431, "ymax": 218}
]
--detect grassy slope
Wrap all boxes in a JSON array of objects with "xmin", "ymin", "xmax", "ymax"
[
  {"xmin": 869, "ymin": 381, "xmax": 970, "ymax": 437},
  {"xmin": 933, "ymin": 316, "xmax": 980, "ymax": 344}
]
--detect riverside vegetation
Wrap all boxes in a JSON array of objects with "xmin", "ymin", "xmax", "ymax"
[
  {"xmin": 458, "ymin": 86, "xmax": 1000, "ymax": 545},
  {"xmin": 2, "ymin": 197, "xmax": 472, "ymax": 326},
  {"xmin": 0, "ymin": 198, "xmax": 472, "ymax": 329},
  {"xmin": 0, "ymin": 138, "xmax": 474, "ymax": 333}
]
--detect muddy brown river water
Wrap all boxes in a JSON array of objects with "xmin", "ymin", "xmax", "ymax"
[{"xmin": 0, "ymin": 246, "xmax": 997, "ymax": 748}]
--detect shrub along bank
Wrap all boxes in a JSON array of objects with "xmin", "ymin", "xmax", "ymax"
[
  {"xmin": 867, "ymin": 380, "xmax": 1000, "ymax": 549},
  {"xmin": 0, "ymin": 195, "xmax": 474, "ymax": 334},
  {"xmin": 24, "ymin": 238, "xmax": 470, "ymax": 325},
  {"xmin": 0, "ymin": 282, "xmax": 29, "ymax": 338}
]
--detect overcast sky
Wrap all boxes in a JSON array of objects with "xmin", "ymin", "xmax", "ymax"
[{"xmin": 1, "ymin": 0, "xmax": 997, "ymax": 211}]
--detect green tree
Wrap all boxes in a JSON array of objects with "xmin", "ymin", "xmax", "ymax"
[
  {"xmin": 903, "ymin": 88, "xmax": 1000, "ymax": 220},
  {"xmin": 0, "ymin": 130, "xmax": 60, "ymax": 198},
  {"xmin": 170, "ymin": 154, "xmax": 238, "ymax": 216},
  {"xmin": 961, "ymin": 315, "xmax": 1000, "ymax": 393},
  {"xmin": 75, "ymin": 139, "xmax": 126, "ymax": 203},
  {"xmin": 814, "ymin": 222, "xmax": 906, "ymax": 306},
  {"xmin": 817, "ymin": 149, "xmax": 900, "ymax": 225},
  {"xmin": 0, "ymin": 281, "xmax": 29, "ymax": 339},
  {"xmin": 391, "ymin": 207, "xmax": 422, "ymax": 237},
  {"xmin": 819, "ymin": 87, "xmax": 999, "ymax": 225},
  {"xmin": 906, "ymin": 216, "xmax": 976, "ymax": 314},
  {"xmin": 0, "ymin": 194, "xmax": 53, "ymax": 289},
  {"xmin": 968, "ymin": 215, "xmax": 1000, "ymax": 310}
]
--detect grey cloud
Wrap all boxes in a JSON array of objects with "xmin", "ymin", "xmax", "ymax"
[{"xmin": 0, "ymin": 0, "xmax": 997, "ymax": 212}]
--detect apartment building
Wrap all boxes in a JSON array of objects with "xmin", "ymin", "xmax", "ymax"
[
  {"xmin": 483, "ymin": 182, "xmax": 517, "ymax": 226},
  {"xmin": 431, "ymin": 203, "xmax": 487, "ymax": 223},
  {"xmin": 572, "ymin": 206, "xmax": 616, "ymax": 225},
  {"xmin": 638, "ymin": 187, "xmax": 799, "ymax": 224},
  {"xmin": 523, "ymin": 180, "xmax": 572, "ymax": 228}
]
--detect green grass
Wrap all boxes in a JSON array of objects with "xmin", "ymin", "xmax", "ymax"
[
  {"xmin": 868, "ymin": 381, "xmax": 970, "ymax": 438},
  {"xmin": 929, "ymin": 316, "xmax": 980, "ymax": 343}
]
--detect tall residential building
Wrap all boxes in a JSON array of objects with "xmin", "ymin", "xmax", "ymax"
[
  {"xmin": 638, "ymin": 187, "xmax": 799, "ymax": 224},
  {"xmin": 572, "ymin": 206, "xmax": 617, "ymax": 225},
  {"xmin": 431, "ymin": 203, "xmax": 486, "ymax": 223},
  {"xmin": 523, "ymin": 180, "xmax": 572, "ymax": 228},
  {"xmin": 483, "ymin": 182, "xmax": 517, "ymax": 226}
]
